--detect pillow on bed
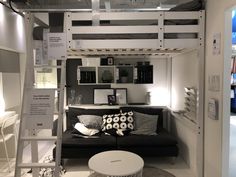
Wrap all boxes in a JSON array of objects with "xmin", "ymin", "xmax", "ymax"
[
  {"xmin": 77, "ymin": 115, "xmax": 103, "ymax": 130},
  {"xmin": 131, "ymin": 111, "xmax": 158, "ymax": 135},
  {"xmin": 74, "ymin": 122, "xmax": 100, "ymax": 136},
  {"xmin": 102, "ymin": 111, "xmax": 134, "ymax": 132}
]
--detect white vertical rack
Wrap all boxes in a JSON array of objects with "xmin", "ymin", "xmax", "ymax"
[{"xmin": 184, "ymin": 87, "xmax": 198, "ymax": 123}]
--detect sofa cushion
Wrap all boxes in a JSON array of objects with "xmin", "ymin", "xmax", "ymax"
[
  {"xmin": 77, "ymin": 115, "xmax": 103, "ymax": 130},
  {"xmin": 117, "ymin": 131, "xmax": 178, "ymax": 147},
  {"xmin": 74, "ymin": 122, "xmax": 100, "ymax": 136},
  {"xmin": 131, "ymin": 111, "xmax": 158, "ymax": 135},
  {"xmin": 62, "ymin": 130, "xmax": 116, "ymax": 148},
  {"xmin": 120, "ymin": 107, "xmax": 164, "ymax": 132},
  {"xmin": 67, "ymin": 107, "xmax": 120, "ymax": 130},
  {"xmin": 102, "ymin": 111, "xmax": 134, "ymax": 132}
]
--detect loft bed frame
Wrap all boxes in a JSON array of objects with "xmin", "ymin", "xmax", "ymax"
[
  {"xmin": 64, "ymin": 11, "xmax": 205, "ymax": 177},
  {"xmin": 64, "ymin": 10, "xmax": 205, "ymax": 57},
  {"xmin": 21, "ymin": 10, "xmax": 205, "ymax": 177}
]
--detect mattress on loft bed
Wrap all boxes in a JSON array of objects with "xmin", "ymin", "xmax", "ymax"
[
  {"xmin": 73, "ymin": 33, "xmax": 198, "ymax": 40},
  {"xmin": 165, "ymin": 0, "xmax": 203, "ymax": 26},
  {"xmin": 169, "ymin": 0, "xmax": 203, "ymax": 12}
]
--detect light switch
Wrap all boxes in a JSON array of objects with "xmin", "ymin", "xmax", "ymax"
[{"xmin": 208, "ymin": 98, "xmax": 218, "ymax": 120}]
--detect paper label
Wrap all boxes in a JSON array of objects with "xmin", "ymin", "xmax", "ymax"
[
  {"xmin": 47, "ymin": 33, "xmax": 67, "ymax": 60},
  {"xmin": 26, "ymin": 89, "xmax": 55, "ymax": 129}
]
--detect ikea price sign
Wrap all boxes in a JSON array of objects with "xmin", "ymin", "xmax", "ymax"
[
  {"xmin": 47, "ymin": 33, "xmax": 67, "ymax": 60},
  {"xmin": 26, "ymin": 89, "xmax": 55, "ymax": 129}
]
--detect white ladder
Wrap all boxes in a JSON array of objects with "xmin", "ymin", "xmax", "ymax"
[{"xmin": 14, "ymin": 13, "xmax": 66, "ymax": 177}]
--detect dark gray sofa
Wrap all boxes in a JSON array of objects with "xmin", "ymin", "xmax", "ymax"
[{"xmin": 56, "ymin": 106, "xmax": 178, "ymax": 159}]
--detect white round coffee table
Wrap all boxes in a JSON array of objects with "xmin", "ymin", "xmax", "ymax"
[{"xmin": 88, "ymin": 150, "xmax": 144, "ymax": 177}]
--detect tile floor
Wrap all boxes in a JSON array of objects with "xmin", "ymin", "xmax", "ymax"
[
  {"xmin": 3, "ymin": 118, "xmax": 236, "ymax": 177},
  {"xmin": 0, "ymin": 148, "xmax": 194, "ymax": 177},
  {"xmin": 0, "ymin": 141, "xmax": 54, "ymax": 177},
  {"xmin": 62, "ymin": 156, "xmax": 194, "ymax": 177}
]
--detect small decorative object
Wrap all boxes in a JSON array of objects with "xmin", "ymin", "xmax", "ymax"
[
  {"xmin": 146, "ymin": 92, "xmax": 151, "ymax": 105},
  {"xmin": 120, "ymin": 69, "xmax": 129, "ymax": 83},
  {"xmin": 94, "ymin": 89, "xmax": 115, "ymax": 104},
  {"xmin": 144, "ymin": 61, "xmax": 150, "ymax": 65},
  {"xmin": 101, "ymin": 70, "xmax": 113, "ymax": 83},
  {"xmin": 116, "ymin": 88, "xmax": 127, "ymax": 105},
  {"xmin": 108, "ymin": 95, "xmax": 116, "ymax": 105},
  {"xmin": 107, "ymin": 57, "xmax": 114, "ymax": 65},
  {"xmin": 69, "ymin": 89, "xmax": 76, "ymax": 105},
  {"xmin": 76, "ymin": 94, "xmax": 83, "ymax": 104}
]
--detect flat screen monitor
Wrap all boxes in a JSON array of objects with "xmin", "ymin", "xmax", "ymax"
[{"xmin": 93, "ymin": 89, "xmax": 114, "ymax": 104}]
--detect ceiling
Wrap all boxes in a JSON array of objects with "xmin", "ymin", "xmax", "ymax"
[{"xmin": 11, "ymin": 0, "xmax": 193, "ymax": 11}]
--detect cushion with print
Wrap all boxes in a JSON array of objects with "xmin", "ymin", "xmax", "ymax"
[{"xmin": 102, "ymin": 111, "xmax": 134, "ymax": 132}]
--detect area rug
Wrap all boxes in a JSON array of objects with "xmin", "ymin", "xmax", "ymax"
[{"xmin": 88, "ymin": 166, "xmax": 175, "ymax": 177}]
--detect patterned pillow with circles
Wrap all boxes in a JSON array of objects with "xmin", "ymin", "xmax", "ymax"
[{"xmin": 102, "ymin": 111, "xmax": 134, "ymax": 132}]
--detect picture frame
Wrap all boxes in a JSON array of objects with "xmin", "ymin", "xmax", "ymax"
[
  {"xmin": 93, "ymin": 88, "xmax": 115, "ymax": 104},
  {"xmin": 107, "ymin": 57, "xmax": 114, "ymax": 65},
  {"xmin": 107, "ymin": 95, "xmax": 116, "ymax": 105},
  {"xmin": 115, "ymin": 88, "xmax": 127, "ymax": 105}
]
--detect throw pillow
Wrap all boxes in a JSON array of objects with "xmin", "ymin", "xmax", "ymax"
[
  {"xmin": 102, "ymin": 111, "xmax": 134, "ymax": 132},
  {"xmin": 131, "ymin": 111, "xmax": 158, "ymax": 135},
  {"xmin": 74, "ymin": 122, "xmax": 100, "ymax": 136},
  {"xmin": 77, "ymin": 115, "xmax": 103, "ymax": 130}
]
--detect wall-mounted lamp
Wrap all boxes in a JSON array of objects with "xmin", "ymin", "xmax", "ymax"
[{"xmin": 148, "ymin": 87, "xmax": 169, "ymax": 106}]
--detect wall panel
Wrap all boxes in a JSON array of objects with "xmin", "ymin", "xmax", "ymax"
[{"xmin": 171, "ymin": 50, "xmax": 198, "ymax": 176}]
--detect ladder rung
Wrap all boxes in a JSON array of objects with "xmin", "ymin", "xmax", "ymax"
[
  {"xmin": 25, "ymin": 88, "xmax": 61, "ymax": 92},
  {"xmin": 21, "ymin": 136, "xmax": 57, "ymax": 141},
  {"xmin": 33, "ymin": 88, "xmax": 61, "ymax": 91},
  {"xmin": 34, "ymin": 65, "xmax": 62, "ymax": 69},
  {"xmin": 18, "ymin": 162, "xmax": 56, "ymax": 168}
]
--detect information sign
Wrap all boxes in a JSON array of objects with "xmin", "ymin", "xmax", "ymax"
[
  {"xmin": 26, "ymin": 89, "xmax": 55, "ymax": 129},
  {"xmin": 47, "ymin": 33, "xmax": 67, "ymax": 60}
]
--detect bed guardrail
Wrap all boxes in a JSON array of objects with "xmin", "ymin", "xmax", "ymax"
[{"xmin": 64, "ymin": 10, "xmax": 205, "ymax": 55}]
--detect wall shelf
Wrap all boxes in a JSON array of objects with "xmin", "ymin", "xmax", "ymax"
[{"xmin": 77, "ymin": 64, "xmax": 153, "ymax": 85}]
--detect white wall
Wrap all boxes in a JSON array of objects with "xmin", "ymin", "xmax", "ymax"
[
  {"xmin": 0, "ymin": 4, "xmax": 26, "ymax": 53},
  {"xmin": 111, "ymin": 58, "xmax": 169, "ymax": 106},
  {"xmin": 2, "ymin": 73, "xmax": 21, "ymax": 111},
  {"xmin": 171, "ymin": 117, "xmax": 198, "ymax": 176},
  {"xmin": 171, "ymin": 50, "xmax": 198, "ymax": 110},
  {"xmin": 0, "ymin": 4, "xmax": 26, "ymax": 158},
  {"xmin": 171, "ymin": 50, "xmax": 199, "ymax": 176},
  {"xmin": 205, "ymin": 1, "xmax": 236, "ymax": 177}
]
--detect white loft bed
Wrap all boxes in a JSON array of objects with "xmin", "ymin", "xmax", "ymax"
[
  {"xmin": 63, "ymin": 11, "xmax": 205, "ymax": 161},
  {"xmin": 20, "ymin": 10, "xmax": 205, "ymax": 177},
  {"xmin": 64, "ymin": 10, "xmax": 205, "ymax": 57}
]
